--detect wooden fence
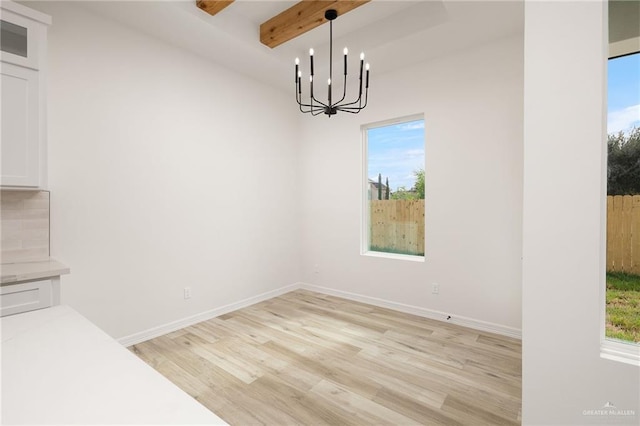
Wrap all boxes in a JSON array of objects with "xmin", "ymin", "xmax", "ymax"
[
  {"xmin": 370, "ymin": 200, "xmax": 425, "ymax": 255},
  {"xmin": 607, "ymin": 195, "xmax": 640, "ymax": 275},
  {"xmin": 369, "ymin": 196, "xmax": 640, "ymax": 266}
]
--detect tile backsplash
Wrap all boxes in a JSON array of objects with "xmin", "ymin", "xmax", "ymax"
[{"xmin": 1, "ymin": 191, "xmax": 50, "ymax": 264}]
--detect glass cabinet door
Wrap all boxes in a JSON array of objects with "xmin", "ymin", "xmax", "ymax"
[
  {"xmin": 1, "ymin": 20, "xmax": 28, "ymax": 58},
  {"xmin": 0, "ymin": 9, "xmax": 42, "ymax": 69}
]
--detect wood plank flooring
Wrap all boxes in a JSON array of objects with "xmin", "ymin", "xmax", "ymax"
[{"xmin": 130, "ymin": 290, "xmax": 522, "ymax": 425}]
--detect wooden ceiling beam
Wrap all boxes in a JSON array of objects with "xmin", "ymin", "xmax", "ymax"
[
  {"xmin": 196, "ymin": 0, "xmax": 234, "ymax": 16},
  {"xmin": 260, "ymin": 0, "xmax": 370, "ymax": 49}
]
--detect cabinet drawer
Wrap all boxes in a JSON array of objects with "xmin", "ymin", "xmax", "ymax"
[{"xmin": 0, "ymin": 279, "xmax": 52, "ymax": 317}]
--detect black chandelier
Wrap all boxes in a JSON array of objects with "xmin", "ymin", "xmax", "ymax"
[{"xmin": 295, "ymin": 9, "xmax": 370, "ymax": 117}]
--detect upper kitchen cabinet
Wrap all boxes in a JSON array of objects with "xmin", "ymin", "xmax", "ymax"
[{"xmin": 1, "ymin": 1, "xmax": 51, "ymax": 189}]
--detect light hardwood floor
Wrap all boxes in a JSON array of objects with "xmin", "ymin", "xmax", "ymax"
[{"xmin": 130, "ymin": 290, "xmax": 521, "ymax": 425}]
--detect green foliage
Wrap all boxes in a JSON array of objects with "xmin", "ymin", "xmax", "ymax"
[
  {"xmin": 390, "ymin": 186, "xmax": 418, "ymax": 200},
  {"xmin": 414, "ymin": 169, "xmax": 425, "ymax": 199},
  {"xmin": 606, "ymin": 272, "xmax": 640, "ymax": 343},
  {"xmin": 390, "ymin": 169, "xmax": 425, "ymax": 200},
  {"xmin": 608, "ymin": 127, "xmax": 640, "ymax": 195},
  {"xmin": 378, "ymin": 173, "xmax": 382, "ymax": 200},
  {"xmin": 385, "ymin": 177, "xmax": 390, "ymax": 200},
  {"xmin": 607, "ymin": 271, "xmax": 640, "ymax": 291}
]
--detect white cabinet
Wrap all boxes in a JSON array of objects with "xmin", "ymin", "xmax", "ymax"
[
  {"xmin": 1, "ymin": 62, "xmax": 40, "ymax": 186},
  {"xmin": 0, "ymin": 279, "xmax": 54, "ymax": 317},
  {"xmin": 1, "ymin": 1, "xmax": 50, "ymax": 188}
]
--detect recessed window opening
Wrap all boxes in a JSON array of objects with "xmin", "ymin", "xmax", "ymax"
[
  {"xmin": 362, "ymin": 114, "xmax": 425, "ymax": 259},
  {"xmin": 605, "ymin": 50, "xmax": 640, "ymax": 347}
]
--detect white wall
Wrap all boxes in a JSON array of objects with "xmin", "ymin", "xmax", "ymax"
[
  {"xmin": 298, "ymin": 36, "xmax": 524, "ymax": 334},
  {"xmin": 31, "ymin": 2, "xmax": 301, "ymax": 340},
  {"xmin": 523, "ymin": 1, "xmax": 639, "ymax": 424}
]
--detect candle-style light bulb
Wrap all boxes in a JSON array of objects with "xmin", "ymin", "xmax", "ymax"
[
  {"xmin": 343, "ymin": 47, "xmax": 348, "ymax": 75},
  {"xmin": 360, "ymin": 52, "xmax": 365, "ymax": 60},
  {"xmin": 328, "ymin": 78, "xmax": 331, "ymax": 85},
  {"xmin": 310, "ymin": 48, "xmax": 314, "ymax": 76},
  {"xmin": 298, "ymin": 71, "xmax": 302, "ymax": 78},
  {"xmin": 365, "ymin": 63, "xmax": 370, "ymax": 71},
  {"xmin": 295, "ymin": 57, "xmax": 299, "ymax": 65}
]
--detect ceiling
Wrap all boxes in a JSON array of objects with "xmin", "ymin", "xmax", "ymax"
[{"xmin": 73, "ymin": 0, "xmax": 524, "ymax": 92}]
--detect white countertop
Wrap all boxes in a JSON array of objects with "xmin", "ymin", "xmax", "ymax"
[
  {"xmin": 1, "ymin": 259, "xmax": 70, "ymax": 285},
  {"xmin": 1, "ymin": 305, "xmax": 228, "ymax": 425}
]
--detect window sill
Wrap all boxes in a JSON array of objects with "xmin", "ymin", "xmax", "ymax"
[
  {"xmin": 601, "ymin": 339, "xmax": 640, "ymax": 367},
  {"xmin": 361, "ymin": 250, "xmax": 425, "ymax": 263}
]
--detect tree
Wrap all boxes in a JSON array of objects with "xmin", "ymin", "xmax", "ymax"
[
  {"xmin": 377, "ymin": 173, "xmax": 382, "ymax": 200},
  {"xmin": 414, "ymin": 168, "xmax": 425, "ymax": 199},
  {"xmin": 385, "ymin": 177, "xmax": 390, "ymax": 200},
  {"xmin": 391, "ymin": 186, "xmax": 418, "ymax": 200},
  {"xmin": 389, "ymin": 169, "xmax": 425, "ymax": 200},
  {"xmin": 608, "ymin": 127, "xmax": 640, "ymax": 195}
]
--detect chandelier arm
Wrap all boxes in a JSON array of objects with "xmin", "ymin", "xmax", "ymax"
[
  {"xmin": 336, "ymin": 107, "xmax": 362, "ymax": 112},
  {"xmin": 297, "ymin": 95, "xmax": 325, "ymax": 110},
  {"xmin": 334, "ymin": 108, "xmax": 361, "ymax": 114},
  {"xmin": 335, "ymin": 82, "xmax": 368, "ymax": 108},
  {"xmin": 336, "ymin": 95, "xmax": 367, "ymax": 111},
  {"xmin": 297, "ymin": 97, "xmax": 315, "ymax": 112},
  {"xmin": 336, "ymin": 89, "xmax": 368, "ymax": 112},
  {"xmin": 311, "ymin": 93, "xmax": 329, "ymax": 108},
  {"xmin": 297, "ymin": 84, "xmax": 325, "ymax": 111},
  {"xmin": 297, "ymin": 90, "xmax": 326, "ymax": 112},
  {"xmin": 298, "ymin": 100, "xmax": 325, "ymax": 111},
  {"xmin": 334, "ymin": 93, "xmax": 362, "ymax": 108},
  {"xmin": 332, "ymin": 74, "xmax": 348, "ymax": 105},
  {"xmin": 296, "ymin": 91, "xmax": 309, "ymax": 108},
  {"xmin": 299, "ymin": 97, "xmax": 315, "ymax": 113},
  {"xmin": 333, "ymin": 78, "xmax": 363, "ymax": 107},
  {"xmin": 299, "ymin": 104, "xmax": 325, "ymax": 114}
]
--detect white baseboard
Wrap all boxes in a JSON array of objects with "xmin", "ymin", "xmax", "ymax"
[
  {"xmin": 300, "ymin": 282, "xmax": 522, "ymax": 340},
  {"xmin": 118, "ymin": 281, "xmax": 521, "ymax": 346},
  {"xmin": 117, "ymin": 283, "xmax": 301, "ymax": 347}
]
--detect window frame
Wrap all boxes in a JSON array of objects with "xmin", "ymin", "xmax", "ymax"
[
  {"xmin": 600, "ymin": 42, "xmax": 640, "ymax": 366},
  {"xmin": 360, "ymin": 113, "xmax": 426, "ymax": 262}
]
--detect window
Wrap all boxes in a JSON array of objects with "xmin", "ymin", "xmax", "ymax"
[
  {"xmin": 362, "ymin": 114, "xmax": 425, "ymax": 259},
  {"xmin": 603, "ymin": 48, "xmax": 640, "ymax": 363}
]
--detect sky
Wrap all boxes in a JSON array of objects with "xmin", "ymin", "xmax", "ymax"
[
  {"xmin": 608, "ymin": 52, "xmax": 640, "ymax": 135},
  {"xmin": 367, "ymin": 119, "xmax": 424, "ymax": 192}
]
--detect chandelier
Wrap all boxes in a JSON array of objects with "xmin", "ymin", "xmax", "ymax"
[{"xmin": 295, "ymin": 9, "xmax": 370, "ymax": 117}]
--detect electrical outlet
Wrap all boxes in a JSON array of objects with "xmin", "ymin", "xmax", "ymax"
[
  {"xmin": 432, "ymin": 283, "xmax": 439, "ymax": 294},
  {"xmin": 184, "ymin": 287, "xmax": 191, "ymax": 299}
]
